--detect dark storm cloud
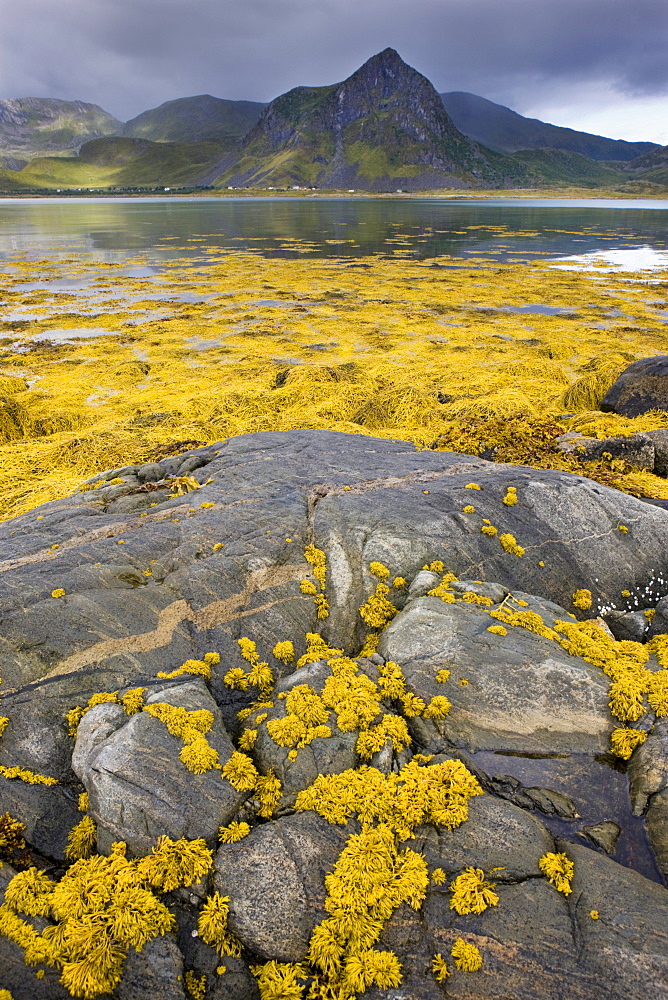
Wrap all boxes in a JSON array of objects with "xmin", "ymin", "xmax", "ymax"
[{"xmin": 1, "ymin": 0, "xmax": 667, "ymax": 121}]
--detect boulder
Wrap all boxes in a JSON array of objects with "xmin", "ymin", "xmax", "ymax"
[
  {"xmin": 647, "ymin": 596, "xmax": 668, "ymax": 639},
  {"xmin": 377, "ymin": 594, "xmax": 613, "ymax": 754},
  {"xmin": 647, "ymin": 428, "xmax": 668, "ymax": 477},
  {"xmin": 214, "ymin": 811, "xmax": 352, "ymax": 962},
  {"xmin": 115, "ymin": 935, "xmax": 185, "ymax": 1000},
  {"xmin": 603, "ymin": 608, "xmax": 650, "ymax": 642},
  {"xmin": 72, "ymin": 680, "xmax": 246, "ymax": 855},
  {"xmin": 580, "ymin": 820, "xmax": 621, "ymax": 854},
  {"xmin": 251, "ymin": 661, "xmax": 360, "ymax": 796},
  {"xmin": 2, "ymin": 430, "xmax": 668, "ymax": 696},
  {"xmin": 557, "ymin": 431, "xmax": 655, "ymax": 471},
  {"xmin": 415, "ymin": 792, "xmax": 554, "ymax": 880},
  {"xmin": 601, "ymin": 355, "xmax": 668, "ymax": 418},
  {"xmin": 372, "ymin": 838, "xmax": 668, "ymax": 1000},
  {"xmin": 629, "ymin": 720, "xmax": 668, "ymax": 878},
  {"xmin": 557, "ymin": 840, "xmax": 668, "ymax": 998},
  {"xmin": 2, "ymin": 430, "xmax": 668, "ymax": 1000}
]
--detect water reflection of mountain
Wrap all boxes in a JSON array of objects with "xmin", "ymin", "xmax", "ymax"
[{"xmin": 0, "ymin": 197, "xmax": 666, "ymax": 264}]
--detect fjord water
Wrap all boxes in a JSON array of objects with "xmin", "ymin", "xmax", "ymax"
[{"xmin": 1, "ymin": 196, "xmax": 668, "ymax": 263}]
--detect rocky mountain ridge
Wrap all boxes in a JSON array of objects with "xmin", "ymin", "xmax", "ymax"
[
  {"xmin": 0, "ymin": 49, "xmax": 664, "ymax": 191},
  {"xmin": 0, "ymin": 97, "xmax": 123, "ymax": 170},
  {"xmin": 439, "ymin": 90, "xmax": 658, "ymax": 161},
  {"xmin": 206, "ymin": 48, "xmax": 528, "ymax": 190}
]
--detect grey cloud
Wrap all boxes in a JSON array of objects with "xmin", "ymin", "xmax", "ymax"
[{"xmin": 0, "ymin": 0, "xmax": 666, "ymax": 121}]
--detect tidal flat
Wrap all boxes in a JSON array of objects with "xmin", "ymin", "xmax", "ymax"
[{"xmin": 1, "ymin": 216, "xmax": 668, "ymax": 521}]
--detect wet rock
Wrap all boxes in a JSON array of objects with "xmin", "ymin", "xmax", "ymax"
[
  {"xmin": 214, "ymin": 811, "xmax": 352, "ymax": 962},
  {"xmin": 115, "ymin": 934, "xmax": 185, "ymax": 1000},
  {"xmin": 580, "ymin": 820, "xmax": 621, "ymax": 854},
  {"xmin": 647, "ymin": 596, "xmax": 668, "ymax": 639},
  {"xmin": 603, "ymin": 609, "xmax": 649, "ymax": 642},
  {"xmin": 629, "ymin": 720, "xmax": 668, "ymax": 878},
  {"xmin": 484, "ymin": 771, "xmax": 536, "ymax": 811},
  {"xmin": 378, "ymin": 595, "xmax": 613, "ymax": 754},
  {"xmin": 416, "ymin": 791, "xmax": 554, "ymax": 880},
  {"xmin": 557, "ymin": 431, "xmax": 655, "ymax": 471},
  {"xmin": 559, "ymin": 839, "xmax": 668, "ymax": 997},
  {"xmin": 174, "ymin": 913, "xmax": 259, "ymax": 1000},
  {"xmin": 647, "ymin": 429, "xmax": 668, "ymax": 477},
  {"xmin": 524, "ymin": 786, "xmax": 579, "ymax": 818},
  {"xmin": 73, "ymin": 680, "xmax": 246, "ymax": 855},
  {"xmin": 601, "ymin": 355, "xmax": 668, "ymax": 418}
]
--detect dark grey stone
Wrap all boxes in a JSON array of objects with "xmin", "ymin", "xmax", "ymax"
[
  {"xmin": 557, "ymin": 431, "xmax": 655, "ymax": 471},
  {"xmin": 580, "ymin": 820, "xmax": 621, "ymax": 854},
  {"xmin": 602, "ymin": 355, "xmax": 668, "ymax": 418},
  {"xmin": 647, "ymin": 429, "xmax": 668, "ymax": 477},
  {"xmin": 137, "ymin": 462, "xmax": 166, "ymax": 483},
  {"xmin": 603, "ymin": 609, "xmax": 649, "ymax": 642}
]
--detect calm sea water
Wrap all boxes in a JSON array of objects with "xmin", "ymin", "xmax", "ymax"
[{"xmin": 0, "ymin": 196, "xmax": 667, "ymax": 263}]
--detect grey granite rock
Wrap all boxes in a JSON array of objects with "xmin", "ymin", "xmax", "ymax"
[
  {"xmin": 580, "ymin": 820, "xmax": 621, "ymax": 854},
  {"xmin": 377, "ymin": 594, "xmax": 613, "ymax": 754},
  {"xmin": 1, "ymin": 429, "xmax": 668, "ymax": 1000},
  {"xmin": 214, "ymin": 811, "xmax": 352, "ymax": 962},
  {"xmin": 73, "ymin": 679, "xmax": 246, "ymax": 855},
  {"xmin": 629, "ymin": 720, "xmax": 668, "ymax": 878},
  {"xmin": 647, "ymin": 428, "xmax": 668, "ymax": 477},
  {"xmin": 115, "ymin": 935, "xmax": 185, "ymax": 1000}
]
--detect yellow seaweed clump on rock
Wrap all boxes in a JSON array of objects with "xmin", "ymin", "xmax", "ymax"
[
  {"xmin": 538, "ymin": 851, "xmax": 574, "ymax": 896},
  {"xmin": 0, "ymin": 837, "xmax": 212, "ymax": 998},
  {"xmin": 197, "ymin": 892, "xmax": 242, "ymax": 957},
  {"xmin": 223, "ymin": 638, "xmax": 274, "ymax": 696},
  {"xmin": 290, "ymin": 757, "xmax": 482, "ymax": 998},
  {"xmin": 449, "ymin": 867, "xmax": 499, "ymax": 915}
]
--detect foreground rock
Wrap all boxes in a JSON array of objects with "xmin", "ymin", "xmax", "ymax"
[
  {"xmin": 72, "ymin": 679, "xmax": 247, "ymax": 855},
  {"xmin": 0, "ymin": 430, "xmax": 668, "ymax": 1000},
  {"xmin": 378, "ymin": 591, "xmax": 613, "ymax": 754}
]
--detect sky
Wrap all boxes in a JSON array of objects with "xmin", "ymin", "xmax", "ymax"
[{"xmin": 2, "ymin": 0, "xmax": 667, "ymax": 144}]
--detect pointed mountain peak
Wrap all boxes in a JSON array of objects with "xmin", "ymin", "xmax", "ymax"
[
  {"xmin": 364, "ymin": 47, "xmax": 404, "ymax": 66},
  {"xmin": 352, "ymin": 47, "xmax": 420, "ymax": 82}
]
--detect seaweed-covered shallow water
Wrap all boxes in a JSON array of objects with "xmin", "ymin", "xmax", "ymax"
[
  {"xmin": 1, "ymin": 196, "xmax": 668, "ymax": 522},
  {"xmin": 1, "ymin": 195, "xmax": 668, "ymax": 262}
]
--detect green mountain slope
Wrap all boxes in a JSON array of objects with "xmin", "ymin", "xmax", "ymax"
[
  {"xmin": 626, "ymin": 144, "xmax": 668, "ymax": 173},
  {"xmin": 209, "ymin": 49, "xmax": 530, "ymax": 191},
  {"xmin": 0, "ymin": 97, "xmax": 122, "ymax": 169},
  {"xmin": 511, "ymin": 148, "xmax": 628, "ymax": 186},
  {"xmin": 10, "ymin": 136, "xmax": 232, "ymax": 190},
  {"xmin": 440, "ymin": 91, "xmax": 657, "ymax": 161},
  {"xmin": 120, "ymin": 95, "xmax": 266, "ymax": 143}
]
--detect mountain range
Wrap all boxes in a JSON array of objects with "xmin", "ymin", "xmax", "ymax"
[{"xmin": 0, "ymin": 49, "xmax": 664, "ymax": 192}]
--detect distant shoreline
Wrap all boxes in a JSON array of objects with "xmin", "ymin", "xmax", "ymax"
[{"xmin": 1, "ymin": 187, "xmax": 668, "ymax": 202}]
